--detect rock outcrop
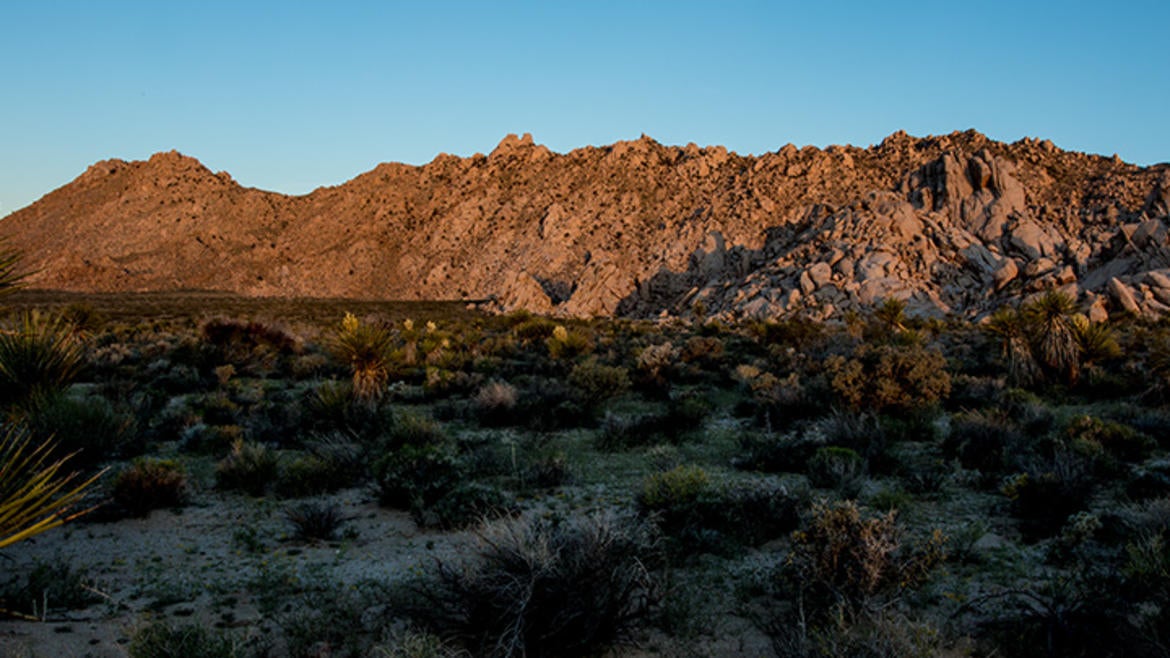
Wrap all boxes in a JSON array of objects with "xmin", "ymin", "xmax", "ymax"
[{"xmin": 2, "ymin": 130, "xmax": 1168, "ymax": 320}]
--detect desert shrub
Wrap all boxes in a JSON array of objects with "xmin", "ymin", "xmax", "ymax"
[
  {"xmin": 640, "ymin": 464, "xmax": 711, "ymax": 509},
  {"xmin": 943, "ymin": 409, "xmax": 1022, "ymax": 474},
  {"xmin": 22, "ymin": 393, "xmax": 137, "ymax": 465},
  {"xmin": 786, "ymin": 499, "xmax": 946, "ymax": 609},
  {"xmin": 277, "ymin": 452, "xmax": 354, "ymax": 498},
  {"xmin": 568, "ymin": 358, "xmax": 630, "ymax": 412},
  {"xmin": 1063, "ymin": 415, "xmax": 1155, "ymax": 465},
  {"xmin": 128, "ymin": 621, "xmax": 243, "ymax": 658},
  {"xmin": 1001, "ymin": 449, "xmax": 1097, "ymax": 540},
  {"xmin": 0, "ymin": 311, "xmax": 85, "ymax": 409},
  {"xmin": 634, "ymin": 341, "xmax": 679, "ymax": 394},
  {"xmin": 472, "ymin": 379, "xmax": 518, "ymax": 427},
  {"xmin": 1126, "ymin": 459, "xmax": 1170, "ymax": 500},
  {"xmin": 410, "ymin": 511, "xmax": 660, "ymax": 658},
  {"xmin": 428, "ymin": 481, "xmax": 513, "ymax": 530},
  {"xmin": 733, "ymin": 365, "xmax": 822, "ymax": 430},
  {"xmin": 512, "ymin": 316, "xmax": 557, "ymax": 342},
  {"xmin": 110, "ymin": 458, "xmax": 188, "ymax": 517},
  {"xmin": 734, "ymin": 430, "xmax": 824, "ymax": 473},
  {"xmin": 375, "ymin": 629, "xmax": 466, "ymax": 658},
  {"xmin": 680, "ymin": 335, "xmax": 724, "ymax": 366},
  {"xmin": 807, "ymin": 446, "xmax": 865, "ymax": 494},
  {"xmin": 825, "ymin": 343, "xmax": 950, "ymax": 414},
  {"xmin": 641, "ymin": 467, "xmax": 803, "ymax": 554},
  {"xmin": 375, "ymin": 443, "xmax": 462, "ymax": 517},
  {"xmin": 178, "ymin": 422, "xmax": 243, "ymax": 455},
  {"xmin": 216, "ymin": 440, "xmax": 280, "ymax": 497},
  {"xmin": 200, "ymin": 316, "xmax": 298, "ymax": 380},
  {"xmin": 523, "ymin": 451, "xmax": 572, "ymax": 490},
  {"xmin": 595, "ymin": 394, "xmax": 710, "ymax": 451},
  {"xmin": 0, "ymin": 559, "xmax": 100, "ymax": 617},
  {"xmin": 514, "ymin": 378, "xmax": 587, "ymax": 430},
  {"xmin": 285, "ymin": 501, "xmax": 349, "ymax": 542},
  {"xmin": 382, "ymin": 412, "xmax": 447, "ymax": 452},
  {"xmin": 195, "ymin": 391, "xmax": 240, "ymax": 426},
  {"xmin": 546, "ymin": 324, "xmax": 592, "ymax": 360},
  {"xmin": 821, "ymin": 409, "xmax": 892, "ymax": 473}
]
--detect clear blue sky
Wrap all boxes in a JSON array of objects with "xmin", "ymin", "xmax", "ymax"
[{"xmin": 2, "ymin": 1, "xmax": 1168, "ymax": 216}]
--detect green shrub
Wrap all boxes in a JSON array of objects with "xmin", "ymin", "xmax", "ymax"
[
  {"xmin": 734, "ymin": 429, "xmax": 824, "ymax": 474},
  {"xmin": 0, "ymin": 559, "xmax": 100, "ymax": 617},
  {"xmin": 568, "ymin": 358, "xmax": 629, "ymax": 412},
  {"xmin": 1064, "ymin": 415, "xmax": 1155, "ymax": 465},
  {"xmin": 807, "ymin": 446, "xmax": 865, "ymax": 494},
  {"xmin": 411, "ymin": 512, "xmax": 660, "ymax": 658},
  {"xmin": 825, "ymin": 343, "xmax": 951, "ymax": 414},
  {"xmin": 1001, "ymin": 451, "xmax": 1096, "ymax": 540},
  {"xmin": 375, "ymin": 443, "xmax": 463, "ymax": 521},
  {"xmin": 23, "ymin": 394, "xmax": 137, "ymax": 465},
  {"xmin": 546, "ymin": 324, "xmax": 592, "ymax": 360},
  {"xmin": 513, "ymin": 316, "xmax": 557, "ymax": 342},
  {"xmin": 641, "ymin": 470, "xmax": 803, "ymax": 555},
  {"xmin": 111, "ymin": 458, "xmax": 188, "ymax": 517},
  {"xmin": 640, "ymin": 464, "xmax": 711, "ymax": 510},
  {"xmin": 128, "ymin": 621, "xmax": 243, "ymax": 658},
  {"xmin": 276, "ymin": 452, "xmax": 354, "ymax": 498},
  {"xmin": 216, "ymin": 440, "xmax": 280, "ymax": 497}
]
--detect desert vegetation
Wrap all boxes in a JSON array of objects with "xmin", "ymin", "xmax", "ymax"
[{"xmin": 1, "ymin": 289, "xmax": 1169, "ymax": 657}]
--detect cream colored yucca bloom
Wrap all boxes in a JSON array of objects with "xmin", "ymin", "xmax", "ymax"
[
  {"xmin": 403, "ymin": 318, "xmax": 414, "ymax": 332},
  {"xmin": 552, "ymin": 325, "xmax": 569, "ymax": 342},
  {"xmin": 341, "ymin": 312, "xmax": 360, "ymax": 334},
  {"xmin": 426, "ymin": 321, "xmax": 437, "ymax": 333}
]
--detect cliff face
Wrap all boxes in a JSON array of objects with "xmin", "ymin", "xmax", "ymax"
[{"xmin": 4, "ymin": 130, "xmax": 1169, "ymax": 320}]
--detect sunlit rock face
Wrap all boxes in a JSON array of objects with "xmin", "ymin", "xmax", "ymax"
[{"xmin": 5, "ymin": 131, "xmax": 1169, "ymax": 320}]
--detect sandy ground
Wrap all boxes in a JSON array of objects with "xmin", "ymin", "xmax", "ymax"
[{"xmin": 1, "ymin": 487, "xmax": 472, "ymax": 657}]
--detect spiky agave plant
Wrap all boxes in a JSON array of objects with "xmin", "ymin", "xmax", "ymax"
[
  {"xmin": 330, "ymin": 312, "xmax": 395, "ymax": 404},
  {"xmin": 0, "ymin": 428, "xmax": 102, "ymax": 550}
]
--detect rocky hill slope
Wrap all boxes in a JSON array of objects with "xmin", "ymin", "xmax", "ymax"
[{"xmin": 3, "ymin": 131, "xmax": 1169, "ymax": 320}]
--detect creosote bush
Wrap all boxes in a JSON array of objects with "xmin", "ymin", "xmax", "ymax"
[
  {"xmin": 111, "ymin": 458, "xmax": 188, "ymax": 517},
  {"xmin": 825, "ymin": 343, "xmax": 950, "ymax": 414}
]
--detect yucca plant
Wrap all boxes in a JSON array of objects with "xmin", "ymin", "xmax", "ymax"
[
  {"xmin": 0, "ymin": 311, "xmax": 85, "ymax": 409},
  {"xmin": 0, "ymin": 427, "xmax": 101, "ymax": 550},
  {"xmin": 1023, "ymin": 290, "xmax": 1080, "ymax": 384},
  {"xmin": 985, "ymin": 306, "xmax": 1039, "ymax": 386},
  {"xmin": 330, "ymin": 312, "xmax": 395, "ymax": 404}
]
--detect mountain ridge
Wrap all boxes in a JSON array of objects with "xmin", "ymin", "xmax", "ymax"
[{"xmin": 4, "ymin": 130, "xmax": 1169, "ymax": 320}]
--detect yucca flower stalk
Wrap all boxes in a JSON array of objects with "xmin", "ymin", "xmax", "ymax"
[{"xmin": 1, "ymin": 428, "xmax": 102, "ymax": 550}]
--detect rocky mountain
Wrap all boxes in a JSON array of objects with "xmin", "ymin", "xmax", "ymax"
[{"xmin": 3, "ymin": 130, "xmax": 1169, "ymax": 320}]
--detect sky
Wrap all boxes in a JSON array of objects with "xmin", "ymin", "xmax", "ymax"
[{"xmin": 2, "ymin": 1, "xmax": 1168, "ymax": 216}]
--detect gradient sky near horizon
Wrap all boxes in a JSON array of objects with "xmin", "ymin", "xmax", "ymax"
[{"xmin": 2, "ymin": 1, "xmax": 1168, "ymax": 217}]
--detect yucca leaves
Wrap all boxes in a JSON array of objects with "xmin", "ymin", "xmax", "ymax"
[
  {"xmin": 0, "ymin": 311, "xmax": 85, "ymax": 408},
  {"xmin": 330, "ymin": 312, "xmax": 395, "ymax": 403},
  {"xmin": 0, "ymin": 428, "xmax": 102, "ymax": 550}
]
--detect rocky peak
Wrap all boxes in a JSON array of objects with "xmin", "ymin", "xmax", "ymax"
[{"xmin": 3, "ymin": 131, "xmax": 1168, "ymax": 321}]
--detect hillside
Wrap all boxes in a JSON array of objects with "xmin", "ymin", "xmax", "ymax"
[{"xmin": 3, "ymin": 131, "xmax": 1169, "ymax": 319}]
